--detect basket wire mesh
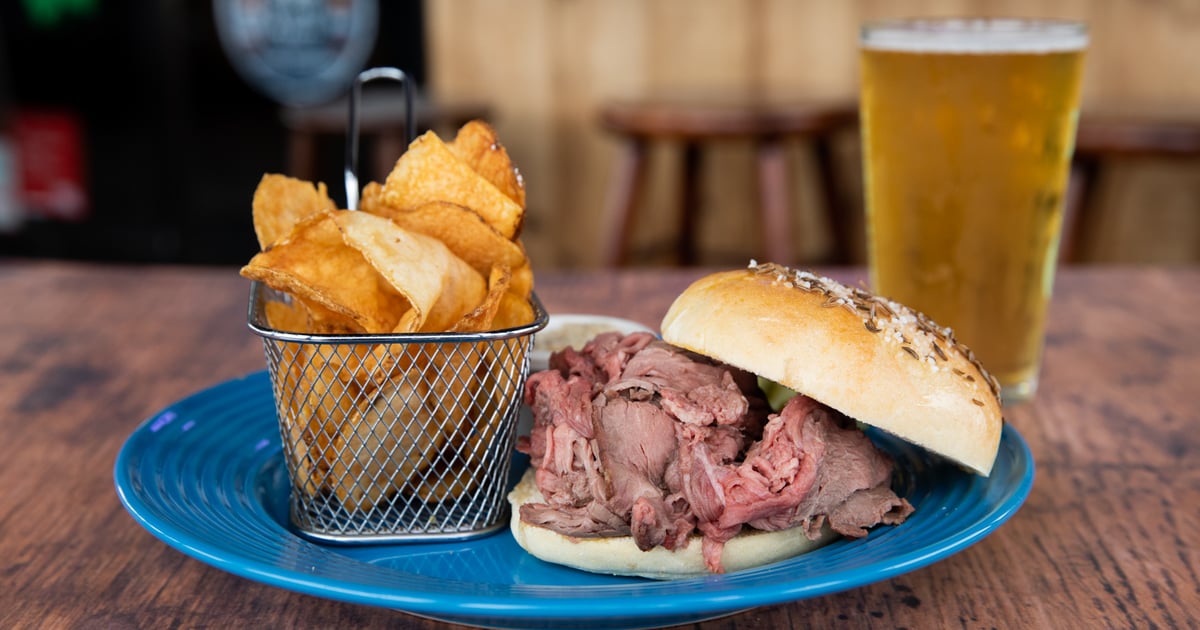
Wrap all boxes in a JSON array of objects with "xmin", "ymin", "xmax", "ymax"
[
  {"xmin": 245, "ymin": 66, "xmax": 545, "ymax": 542},
  {"xmin": 249, "ymin": 283, "xmax": 547, "ymax": 542}
]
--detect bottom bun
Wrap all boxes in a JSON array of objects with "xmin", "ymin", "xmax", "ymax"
[{"xmin": 507, "ymin": 469, "xmax": 837, "ymax": 579}]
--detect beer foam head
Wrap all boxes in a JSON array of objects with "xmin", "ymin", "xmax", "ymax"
[{"xmin": 862, "ymin": 18, "xmax": 1088, "ymax": 53}]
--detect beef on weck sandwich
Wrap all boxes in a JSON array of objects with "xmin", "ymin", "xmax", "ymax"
[{"xmin": 510, "ymin": 262, "xmax": 1003, "ymax": 579}]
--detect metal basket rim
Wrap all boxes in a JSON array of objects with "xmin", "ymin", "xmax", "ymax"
[{"xmin": 245, "ymin": 281, "xmax": 548, "ymax": 344}]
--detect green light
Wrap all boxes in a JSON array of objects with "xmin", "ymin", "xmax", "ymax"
[{"xmin": 22, "ymin": 0, "xmax": 99, "ymax": 29}]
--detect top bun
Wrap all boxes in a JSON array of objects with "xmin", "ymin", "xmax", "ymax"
[{"xmin": 660, "ymin": 262, "xmax": 1003, "ymax": 476}]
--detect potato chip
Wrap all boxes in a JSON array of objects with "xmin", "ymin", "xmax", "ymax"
[
  {"xmin": 365, "ymin": 200, "xmax": 527, "ymax": 280},
  {"xmin": 262, "ymin": 292, "xmax": 363, "ymax": 335},
  {"xmin": 359, "ymin": 180, "xmax": 387, "ymax": 214},
  {"xmin": 331, "ymin": 210, "xmax": 486, "ymax": 333},
  {"xmin": 252, "ymin": 174, "xmax": 337, "ymax": 249},
  {"xmin": 382, "ymin": 130, "xmax": 525, "ymax": 240},
  {"xmin": 241, "ymin": 211, "xmax": 409, "ymax": 333},
  {"xmin": 509, "ymin": 250, "xmax": 534, "ymax": 300},
  {"xmin": 275, "ymin": 342, "xmax": 372, "ymax": 497},
  {"xmin": 378, "ymin": 340, "xmax": 478, "ymax": 491},
  {"xmin": 412, "ymin": 422, "xmax": 485, "ymax": 502},
  {"xmin": 283, "ymin": 411, "xmax": 321, "ymax": 496},
  {"xmin": 452, "ymin": 265, "xmax": 512, "ymax": 332},
  {"xmin": 328, "ymin": 373, "xmax": 450, "ymax": 511},
  {"xmin": 275, "ymin": 341, "xmax": 324, "ymax": 495},
  {"xmin": 292, "ymin": 296, "xmax": 363, "ymax": 334},
  {"xmin": 315, "ymin": 345, "xmax": 374, "ymax": 452},
  {"xmin": 447, "ymin": 120, "xmax": 526, "ymax": 209},
  {"xmin": 263, "ymin": 300, "xmax": 311, "ymax": 333},
  {"xmin": 413, "ymin": 337, "xmax": 521, "ymax": 503},
  {"xmin": 493, "ymin": 290, "xmax": 536, "ymax": 329}
]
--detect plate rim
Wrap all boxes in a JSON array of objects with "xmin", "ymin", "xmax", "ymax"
[{"xmin": 114, "ymin": 371, "xmax": 1035, "ymax": 623}]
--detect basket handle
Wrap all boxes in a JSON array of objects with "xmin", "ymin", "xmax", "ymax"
[{"xmin": 344, "ymin": 67, "xmax": 416, "ymax": 210}]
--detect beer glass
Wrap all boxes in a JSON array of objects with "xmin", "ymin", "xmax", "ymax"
[{"xmin": 859, "ymin": 19, "xmax": 1087, "ymax": 403}]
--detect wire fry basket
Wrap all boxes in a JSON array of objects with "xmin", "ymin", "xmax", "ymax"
[
  {"xmin": 245, "ymin": 67, "xmax": 546, "ymax": 543},
  {"xmin": 249, "ymin": 283, "xmax": 547, "ymax": 542}
]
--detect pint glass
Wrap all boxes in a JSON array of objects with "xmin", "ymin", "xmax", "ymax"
[{"xmin": 860, "ymin": 19, "xmax": 1087, "ymax": 403}]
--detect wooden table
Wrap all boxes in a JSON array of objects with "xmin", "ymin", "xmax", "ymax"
[{"xmin": 2, "ymin": 260, "xmax": 1197, "ymax": 628}]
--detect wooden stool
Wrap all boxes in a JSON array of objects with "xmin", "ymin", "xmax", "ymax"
[
  {"xmin": 281, "ymin": 90, "xmax": 490, "ymax": 184},
  {"xmin": 1062, "ymin": 116, "xmax": 1200, "ymax": 262},
  {"xmin": 598, "ymin": 101, "xmax": 858, "ymax": 267}
]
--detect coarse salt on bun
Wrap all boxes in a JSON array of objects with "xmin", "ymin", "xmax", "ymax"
[
  {"xmin": 660, "ymin": 261, "xmax": 1003, "ymax": 476},
  {"xmin": 508, "ymin": 469, "xmax": 837, "ymax": 579}
]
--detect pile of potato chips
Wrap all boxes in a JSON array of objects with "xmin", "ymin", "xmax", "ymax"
[
  {"xmin": 243, "ymin": 120, "xmax": 533, "ymax": 334},
  {"xmin": 241, "ymin": 121, "xmax": 536, "ymax": 516}
]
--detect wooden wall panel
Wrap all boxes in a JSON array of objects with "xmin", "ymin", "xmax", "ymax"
[{"xmin": 425, "ymin": 0, "xmax": 1200, "ymax": 269}]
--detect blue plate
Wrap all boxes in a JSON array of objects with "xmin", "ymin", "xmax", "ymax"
[{"xmin": 115, "ymin": 372, "xmax": 1034, "ymax": 630}]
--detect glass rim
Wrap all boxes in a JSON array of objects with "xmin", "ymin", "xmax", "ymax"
[{"xmin": 861, "ymin": 17, "xmax": 1088, "ymax": 52}]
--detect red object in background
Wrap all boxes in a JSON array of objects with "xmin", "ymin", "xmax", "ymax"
[{"xmin": 14, "ymin": 109, "xmax": 89, "ymax": 221}]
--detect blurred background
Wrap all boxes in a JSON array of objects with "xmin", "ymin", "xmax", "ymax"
[{"xmin": 0, "ymin": 0, "xmax": 1197, "ymax": 269}]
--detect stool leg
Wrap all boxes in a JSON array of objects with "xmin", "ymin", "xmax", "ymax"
[
  {"xmin": 814, "ymin": 136, "xmax": 848, "ymax": 264},
  {"xmin": 758, "ymin": 137, "xmax": 794, "ymax": 265},
  {"xmin": 288, "ymin": 131, "xmax": 316, "ymax": 182},
  {"xmin": 375, "ymin": 134, "xmax": 405, "ymax": 184},
  {"xmin": 1061, "ymin": 157, "xmax": 1099, "ymax": 264},
  {"xmin": 679, "ymin": 143, "xmax": 702, "ymax": 265},
  {"xmin": 600, "ymin": 139, "xmax": 648, "ymax": 267}
]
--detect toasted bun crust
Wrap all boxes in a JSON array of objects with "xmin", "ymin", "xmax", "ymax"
[
  {"xmin": 660, "ymin": 263, "xmax": 1003, "ymax": 476},
  {"xmin": 507, "ymin": 470, "xmax": 836, "ymax": 579}
]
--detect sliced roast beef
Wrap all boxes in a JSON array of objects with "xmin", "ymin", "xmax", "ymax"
[
  {"xmin": 591, "ymin": 394, "xmax": 686, "ymax": 552},
  {"xmin": 520, "ymin": 496, "xmax": 629, "ymax": 537},
  {"xmin": 826, "ymin": 484, "xmax": 915, "ymax": 537},
  {"xmin": 518, "ymin": 332, "xmax": 913, "ymax": 574},
  {"xmin": 622, "ymin": 342, "xmax": 767, "ymax": 433},
  {"xmin": 715, "ymin": 396, "xmax": 827, "ymax": 531}
]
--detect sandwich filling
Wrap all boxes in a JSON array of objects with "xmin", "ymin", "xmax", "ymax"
[{"xmin": 518, "ymin": 331, "xmax": 914, "ymax": 574}]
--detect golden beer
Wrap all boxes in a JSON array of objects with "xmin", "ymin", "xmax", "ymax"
[{"xmin": 860, "ymin": 19, "xmax": 1086, "ymax": 402}]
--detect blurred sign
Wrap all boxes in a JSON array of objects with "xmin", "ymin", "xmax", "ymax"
[
  {"xmin": 14, "ymin": 109, "xmax": 88, "ymax": 221},
  {"xmin": 213, "ymin": 0, "xmax": 379, "ymax": 107}
]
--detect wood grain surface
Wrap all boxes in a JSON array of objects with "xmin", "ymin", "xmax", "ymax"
[{"xmin": 1, "ymin": 260, "xmax": 1197, "ymax": 629}]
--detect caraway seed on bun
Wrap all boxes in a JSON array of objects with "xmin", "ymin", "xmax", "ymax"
[{"xmin": 660, "ymin": 261, "xmax": 1003, "ymax": 476}]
